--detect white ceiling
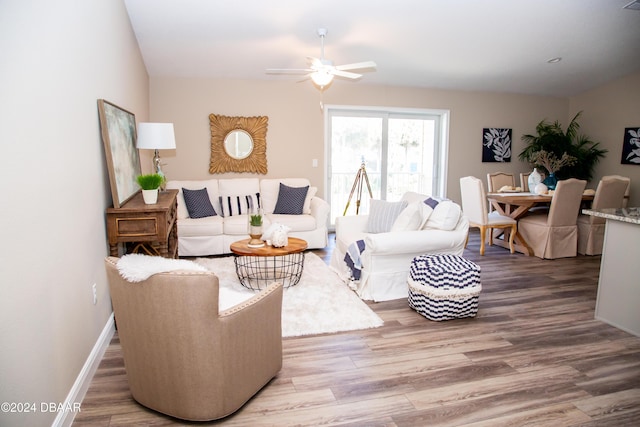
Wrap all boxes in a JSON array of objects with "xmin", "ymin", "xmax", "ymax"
[{"xmin": 124, "ymin": 0, "xmax": 640, "ymax": 97}]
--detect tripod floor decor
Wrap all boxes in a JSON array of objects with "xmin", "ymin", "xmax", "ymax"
[{"xmin": 343, "ymin": 162, "xmax": 373, "ymax": 215}]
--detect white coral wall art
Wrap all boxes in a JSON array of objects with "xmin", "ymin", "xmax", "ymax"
[
  {"xmin": 482, "ymin": 128, "xmax": 512, "ymax": 162},
  {"xmin": 621, "ymin": 127, "xmax": 640, "ymax": 165}
]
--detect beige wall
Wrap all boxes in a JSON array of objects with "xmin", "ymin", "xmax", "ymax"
[
  {"xmin": 150, "ymin": 76, "xmax": 569, "ymax": 205},
  {"xmin": 0, "ymin": 1, "xmax": 148, "ymax": 426},
  {"xmin": 570, "ymin": 71, "xmax": 640, "ymax": 205}
]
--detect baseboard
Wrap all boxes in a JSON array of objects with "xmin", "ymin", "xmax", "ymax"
[{"xmin": 52, "ymin": 313, "xmax": 115, "ymax": 427}]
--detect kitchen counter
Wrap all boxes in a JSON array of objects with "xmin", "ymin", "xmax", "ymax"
[{"xmin": 583, "ymin": 207, "xmax": 640, "ymax": 337}]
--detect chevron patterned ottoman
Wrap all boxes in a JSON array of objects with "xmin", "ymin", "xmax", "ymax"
[{"xmin": 408, "ymin": 254, "xmax": 481, "ymax": 321}]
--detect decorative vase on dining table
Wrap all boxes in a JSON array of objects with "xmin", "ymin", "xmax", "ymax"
[
  {"xmin": 527, "ymin": 168, "xmax": 542, "ymax": 192},
  {"xmin": 542, "ymin": 173, "xmax": 557, "ymax": 190}
]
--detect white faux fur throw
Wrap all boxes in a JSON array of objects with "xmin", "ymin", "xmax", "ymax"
[{"xmin": 117, "ymin": 253, "xmax": 207, "ymax": 283}]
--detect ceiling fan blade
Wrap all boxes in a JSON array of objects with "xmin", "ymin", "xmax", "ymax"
[
  {"xmin": 331, "ymin": 69, "xmax": 362, "ymax": 80},
  {"xmin": 265, "ymin": 68, "xmax": 313, "ymax": 75},
  {"xmin": 335, "ymin": 61, "xmax": 377, "ymax": 71},
  {"xmin": 306, "ymin": 56, "xmax": 322, "ymax": 67}
]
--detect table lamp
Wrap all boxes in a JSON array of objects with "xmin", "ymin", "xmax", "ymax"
[{"xmin": 136, "ymin": 122, "xmax": 176, "ymax": 179}]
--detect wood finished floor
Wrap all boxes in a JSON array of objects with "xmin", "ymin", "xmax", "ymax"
[{"xmin": 74, "ymin": 231, "xmax": 640, "ymax": 426}]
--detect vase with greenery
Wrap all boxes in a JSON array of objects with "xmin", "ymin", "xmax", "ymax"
[
  {"xmin": 247, "ymin": 211, "xmax": 264, "ymax": 248},
  {"xmin": 519, "ymin": 111, "xmax": 607, "ymax": 181},
  {"xmin": 528, "ymin": 150, "xmax": 577, "ymax": 190},
  {"xmin": 136, "ymin": 173, "xmax": 164, "ymax": 204}
]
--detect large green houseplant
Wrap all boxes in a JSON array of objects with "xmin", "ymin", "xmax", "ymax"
[{"xmin": 519, "ymin": 111, "xmax": 607, "ymax": 181}]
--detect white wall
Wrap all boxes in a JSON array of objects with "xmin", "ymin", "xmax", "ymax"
[{"xmin": 0, "ymin": 1, "xmax": 148, "ymax": 426}]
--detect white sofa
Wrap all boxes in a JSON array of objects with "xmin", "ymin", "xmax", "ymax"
[
  {"xmin": 330, "ymin": 192, "xmax": 469, "ymax": 302},
  {"xmin": 166, "ymin": 178, "xmax": 330, "ymax": 256}
]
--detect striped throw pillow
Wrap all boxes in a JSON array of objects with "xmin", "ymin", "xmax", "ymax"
[
  {"xmin": 219, "ymin": 193, "xmax": 261, "ymax": 217},
  {"xmin": 367, "ymin": 200, "xmax": 408, "ymax": 233}
]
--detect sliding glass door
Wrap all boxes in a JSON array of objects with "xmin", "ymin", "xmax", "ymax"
[{"xmin": 326, "ymin": 107, "xmax": 449, "ymax": 227}]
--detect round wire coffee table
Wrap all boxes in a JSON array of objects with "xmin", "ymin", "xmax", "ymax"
[{"xmin": 229, "ymin": 237, "xmax": 308, "ymax": 290}]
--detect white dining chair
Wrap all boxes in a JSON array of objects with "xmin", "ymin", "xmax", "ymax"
[
  {"xmin": 460, "ymin": 176, "xmax": 516, "ymax": 255},
  {"xmin": 577, "ymin": 176, "xmax": 629, "ymax": 255},
  {"xmin": 517, "ymin": 178, "xmax": 586, "ymax": 259}
]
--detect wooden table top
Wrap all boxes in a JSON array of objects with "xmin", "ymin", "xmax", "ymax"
[
  {"xmin": 487, "ymin": 192, "xmax": 594, "ymax": 205},
  {"xmin": 230, "ymin": 237, "xmax": 308, "ymax": 256}
]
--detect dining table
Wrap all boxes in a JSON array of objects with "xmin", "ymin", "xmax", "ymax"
[{"xmin": 486, "ymin": 191, "xmax": 594, "ymax": 255}]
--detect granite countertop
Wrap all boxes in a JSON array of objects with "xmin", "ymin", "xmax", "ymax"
[{"xmin": 582, "ymin": 207, "xmax": 640, "ymax": 225}]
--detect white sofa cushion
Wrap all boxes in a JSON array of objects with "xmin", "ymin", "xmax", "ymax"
[
  {"xmin": 223, "ymin": 215, "xmax": 251, "ymax": 235},
  {"xmin": 178, "ymin": 216, "xmax": 223, "ymax": 237},
  {"xmin": 266, "ymin": 213, "xmax": 316, "ymax": 232},
  {"xmin": 425, "ymin": 200, "xmax": 462, "ymax": 231},
  {"xmin": 391, "ymin": 201, "xmax": 425, "ymax": 232},
  {"xmin": 399, "ymin": 191, "xmax": 461, "ymax": 231}
]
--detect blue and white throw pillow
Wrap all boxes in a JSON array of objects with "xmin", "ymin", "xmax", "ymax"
[
  {"xmin": 219, "ymin": 193, "xmax": 261, "ymax": 217},
  {"xmin": 273, "ymin": 183, "xmax": 309, "ymax": 215},
  {"xmin": 182, "ymin": 188, "xmax": 217, "ymax": 218},
  {"xmin": 367, "ymin": 199, "xmax": 408, "ymax": 233}
]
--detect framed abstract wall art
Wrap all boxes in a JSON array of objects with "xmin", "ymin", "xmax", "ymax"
[
  {"xmin": 482, "ymin": 128, "xmax": 512, "ymax": 162},
  {"xmin": 621, "ymin": 127, "xmax": 640, "ymax": 165},
  {"xmin": 98, "ymin": 99, "xmax": 142, "ymax": 208}
]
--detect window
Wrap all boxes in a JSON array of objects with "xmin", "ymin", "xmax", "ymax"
[{"xmin": 325, "ymin": 106, "xmax": 449, "ymax": 227}]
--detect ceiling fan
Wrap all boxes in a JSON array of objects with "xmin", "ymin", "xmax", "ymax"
[{"xmin": 266, "ymin": 28, "xmax": 377, "ymax": 90}]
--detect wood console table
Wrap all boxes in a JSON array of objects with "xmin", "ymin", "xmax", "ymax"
[{"xmin": 106, "ymin": 189, "xmax": 178, "ymax": 258}]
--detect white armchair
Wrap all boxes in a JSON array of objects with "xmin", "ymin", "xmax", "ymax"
[{"xmin": 330, "ymin": 192, "xmax": 469, "ymax": 302}]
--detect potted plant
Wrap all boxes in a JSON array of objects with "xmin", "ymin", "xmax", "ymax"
[
  {"xmin": 519, "ymin": 111, "xmax": 607, "ymax": 182},
  {"xmin": 136, "ymin": 173, "xmax": 164, "ymax": 204},
  {"xmin": 248, "ymin": 211, "xmax": 264, "ymax": 248}
]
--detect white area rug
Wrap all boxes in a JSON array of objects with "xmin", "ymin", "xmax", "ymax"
[{"xmin": 195, "ymin": 252, "xmax": 384, "ymax": 337}]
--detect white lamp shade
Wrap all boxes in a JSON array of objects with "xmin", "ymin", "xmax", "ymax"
[{"xmin": 136, "ymin": 122, "xmax": 176, "ymax": 150}]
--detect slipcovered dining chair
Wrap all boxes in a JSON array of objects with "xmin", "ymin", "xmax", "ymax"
[
  {"xmin": 487, "ymin": 172, "xmax": 515, "ymax": 192},
  {"xmin": 460, "ymin": 176, "xmax": 516, "ymax": 255},
  {"xmin": 517, "ymin": 178, "xmax": 586, "ymax": 259},
  {"xmin": 577, "ymin": 176, "xmax": 629, "ymax": 255},
  {"xmin": 601, "ymin": 174, "xmax": 631, "ymax": 207},
  {"xmin": 104, "ymin": 256, "xmax": 283, "ymax": 421}
]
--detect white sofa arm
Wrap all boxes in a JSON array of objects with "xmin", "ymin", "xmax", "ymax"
[
  {"xmin": 310, "ymin": 197, "xmax": 330, "ymax": 227},
  {"xmin": 335, "ymin": 214, "xmax": 369, "ymax": 234},
  {"xmin": 365, "ymin": 216, "xmax": 469, "ymax": 255}
]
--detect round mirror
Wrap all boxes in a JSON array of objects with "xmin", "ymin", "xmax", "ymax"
[{"xmin": 223, "ymin": 130, "xmax": 254, "ymax": 160}]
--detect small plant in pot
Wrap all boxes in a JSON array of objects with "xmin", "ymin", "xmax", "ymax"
[
  {"xmin": 136, "ymin": 173, "xmax": 164, "ymax": 204},
  {"xmin": 248, "ymin": 212, "xmax": 264, "ymax": 248}
]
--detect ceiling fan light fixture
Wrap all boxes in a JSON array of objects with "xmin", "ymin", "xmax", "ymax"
[{"xmin": 311, "ymin": 70, "xmax": 334, "ymax": 87}]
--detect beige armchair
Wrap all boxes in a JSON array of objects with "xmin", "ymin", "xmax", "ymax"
[
  {"xmin": 577, "ymin": 176, "xmax": 629, "ymax": 255},
  {"xmin": 518, "ymin": 178, "xmax": 586, "ymax": 259},
  {"xmin": 104, "ymin": 257, "xmax": 283, "ymax": 421}
]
